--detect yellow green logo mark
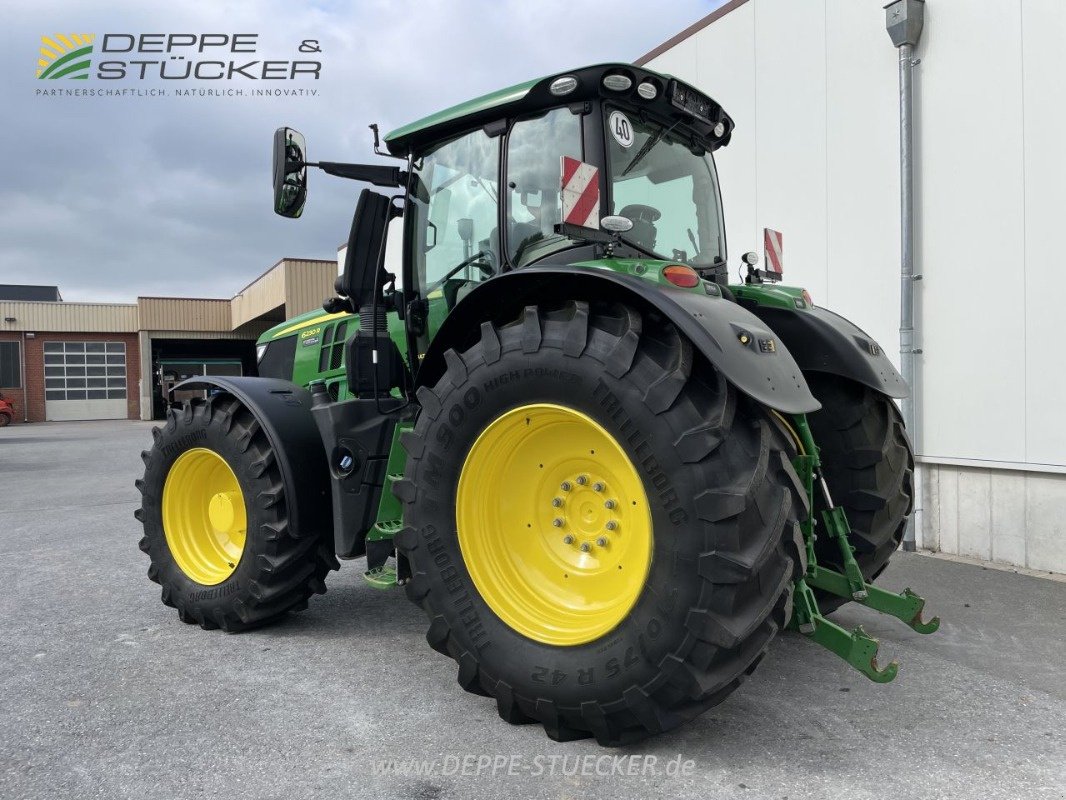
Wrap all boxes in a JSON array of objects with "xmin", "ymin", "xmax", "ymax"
[{"xmin": 37, "ymin": 34, "xmax": 95, "ymax": 80}]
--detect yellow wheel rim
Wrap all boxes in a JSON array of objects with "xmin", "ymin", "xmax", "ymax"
[
  {"xmin": 456, "ymin": 403, "xmax": 652, "ymax": 646},
  {"xmin": 162, "ymin": 447, "xmax": 247, "ymax": 585}
]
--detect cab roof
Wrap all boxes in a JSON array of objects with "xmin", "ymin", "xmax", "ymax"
[{"xmin": 383, "ymin": 62, "xmax": 733, "ymax": 156}]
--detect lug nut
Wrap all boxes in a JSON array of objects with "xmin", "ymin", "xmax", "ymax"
[
  {"xmin": 551, "ymin": 497, "xmax": 563, "ymax": 508},
  {"xmin": 552, "ymin": 518, "xmax": 564, "ymax": 528},
  {"xmin": 592, "ymin": 482, "xmax": 605, "ymax": 492},
  {"xmin": 576, "ymin": 475, "xmax": 588, "ymax": 485},
  {"xmin": 596, "ymin": 536, "xmax": 608, "ymax": 547},
  {"xmin": 580, "ymin": 542, "xmax": 591, "ymax": 552},
  {"xmin": 560, "ymin": 481, "xmax": 572, "ymax": 492},
  {"xmin": 605, "ymin": 521, "xmax": 618, "ymax": 531},
  {"xmin": 563, "ymin": 534, "xmax": 575, "ymax": 545},
  {"xmin": 604, "ymin": 499, "xmax": 616, "ymax": 509}
]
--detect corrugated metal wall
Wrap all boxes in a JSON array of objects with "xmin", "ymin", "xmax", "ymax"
[
  {"xmin": 2, "ymin": 258, "xmax": 335, "ymax": 336},
  {"xmin": 231, "ymin": 261, "xmax": 287, "ymax": 329},
  {"xmin": 283, "ymin": 259, "xmax": 337, "ymax": 318},
  {"xmin": 0, "ymin": 301, "xmax": 138, "ymax": 332},
  {"xmin": 137, "ymin": 298, "xmax": 231, "ymax": 332}
]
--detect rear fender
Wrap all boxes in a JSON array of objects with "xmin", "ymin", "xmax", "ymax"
[
  {"xmin": 740, "ymin": 304, "xmax": 909, "ymax": 399},
  {"xmin": 172, "ymin": 376, "xmax": 332, "ymax": 539},
  {"xmin": 417, "ymin": 267, "xmax": 820, "ymax": 414}
]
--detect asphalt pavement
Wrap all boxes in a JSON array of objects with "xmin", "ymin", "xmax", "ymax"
[{"xmin": 1, "ymin": 420, "xmax": 1063, "ymax": 800}]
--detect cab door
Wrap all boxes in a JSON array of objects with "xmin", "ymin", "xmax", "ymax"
[{"xmin": 405, "ymin": 127, "xmax": 501, "ymax": 359}]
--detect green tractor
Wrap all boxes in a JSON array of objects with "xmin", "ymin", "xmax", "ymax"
[{"xmin": 135, "ymin": 63, "xmax": 938, "ymax": 745}]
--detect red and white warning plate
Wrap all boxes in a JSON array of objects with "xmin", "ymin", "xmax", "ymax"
[
  {"xmin": 560, "ymin": 156, "xmax": 600, "ymax": 230},
  {"xmin": 763, "ymin": 228, "xmax": 784, "ymax": 276}
]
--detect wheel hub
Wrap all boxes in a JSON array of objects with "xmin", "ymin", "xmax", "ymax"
[
  {"xmin": 546, "ymin": 472, "xmax": 623, "ymax": 567},
  {"xmin": 162, "ymin": 447, "xmax": 247, "ymax": 585},
  {"xmin": 208, "ymin": 491, "xmax": 241, "ymax": 535},
  {"xmin": 456, "ymin": 403, "xmax": 652, "ymax": 646}
]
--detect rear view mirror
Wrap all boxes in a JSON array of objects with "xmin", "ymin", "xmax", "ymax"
[{"xmin": 272, "ymin": 127, "xmax": 307, "ymax": 218}]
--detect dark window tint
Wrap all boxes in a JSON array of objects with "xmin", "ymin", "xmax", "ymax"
[{"xmin": 0, "ymin": 341, "xmax": 20, "ymax": 387}]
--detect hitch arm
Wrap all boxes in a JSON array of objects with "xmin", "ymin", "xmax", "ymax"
[
  {"xmin": 791, "ymin": 579, "xmax": 899, "ymax": 683},
  {"xmin": 772, "ymin": 410, "xmax": 941, "ymax": 682},
  {"xmin": 807, "ymin": 567, "xmax": 940, "ymax": 634}
]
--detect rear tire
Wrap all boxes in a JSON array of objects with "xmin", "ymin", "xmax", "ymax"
[
  {"xmin": 0, "ymin": 412, "xmax": 10, "ymax": 427},
  {"xmin": 805, "ymin": 373, "xmax": 914, "ymax": 613},
  {"xmin": 396, "ymin": 301, "xmax": 807, "ymax": 745},
  {"xmin": 135, "ymin": 395, "xmax": 338, "ymax": 631}
]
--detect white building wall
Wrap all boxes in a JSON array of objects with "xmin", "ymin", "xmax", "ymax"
[{"xmin": 644, "ymin": 0, "xmax": 1066, "ymax": 572}]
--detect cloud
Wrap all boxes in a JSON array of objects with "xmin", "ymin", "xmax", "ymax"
[{"xmin": 0, "ymin": 0, "xmax": 719, "ymax": 301}]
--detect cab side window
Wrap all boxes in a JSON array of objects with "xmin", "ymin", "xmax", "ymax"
[{"xmin": 505, "ymin": 108, "xmax": 583, "ymax": 267}]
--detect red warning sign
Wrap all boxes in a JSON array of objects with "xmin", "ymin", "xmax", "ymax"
[
  {"xmin": 561, "ymin": 156, "xmax": 600, "ymax": 229},
  {"xmin": 764, "ymin": 228, "xmax": 784, "ymax": 276}
]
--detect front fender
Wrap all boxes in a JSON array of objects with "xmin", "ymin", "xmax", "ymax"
[
  {"xmin": 171, "ymin": 376, "xmax": 331, "ymax": 538},
  {"xmin": 740, "ymin": 303, "xmax": 909, "ymax": 399},
  {"xmin": 418, "ymin": 268, "xmax": 820, "ymax": 414}
]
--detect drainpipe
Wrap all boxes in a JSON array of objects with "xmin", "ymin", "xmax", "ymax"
[
  {"xmin": 885, "ymin": 0, "xmax": 924, "ymax": 551},
  {"xmin": 21, "ymin": 331, "xmax": 28, "ymax": 422}
]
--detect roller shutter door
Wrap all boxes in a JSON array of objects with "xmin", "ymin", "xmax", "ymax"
[{"xmin": 44, "ymin": 341, "xmax": 127, "ymax": 421}]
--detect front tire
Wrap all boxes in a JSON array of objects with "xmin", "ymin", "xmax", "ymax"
[
  {"xmin": 396, "ymin": 302, "xmax": 806, "ymax": 745},
  {"xmin": 135, "ymin": 396, "xmax": 338, "ymax": 631}
]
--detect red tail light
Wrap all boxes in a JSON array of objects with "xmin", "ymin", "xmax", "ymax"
[{"xmin": 662, "ymin": 264, "xmax": 700, "ymax": 288}]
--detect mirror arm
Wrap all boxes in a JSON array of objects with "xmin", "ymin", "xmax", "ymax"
[
  {"xmin": 305, "ymin": 161, "xmax": 407, "ymax": 188},
  {"xmin": 369, "ymin": 123, "xmax": 408, "ymax": 161}
]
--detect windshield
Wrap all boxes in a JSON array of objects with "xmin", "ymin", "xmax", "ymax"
[{"xmin": 606, "ymin": 107, "xmax": 725, "ymax": 268}]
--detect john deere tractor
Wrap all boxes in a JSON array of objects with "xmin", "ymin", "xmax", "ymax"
[{"xmin": 135, "ymin": 63, "xmax": 938, "ymax": 745}]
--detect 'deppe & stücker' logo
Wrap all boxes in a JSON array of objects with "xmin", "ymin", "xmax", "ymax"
[{"xmin": 37, "ymin": 34, "xmax": 95, "ymax": 80}]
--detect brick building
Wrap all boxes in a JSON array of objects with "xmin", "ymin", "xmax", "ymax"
[{"xmin": 0, "ymin": 259, "xmax": 336, "ymax": 423}]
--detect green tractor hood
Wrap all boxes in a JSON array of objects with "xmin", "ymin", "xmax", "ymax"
[{"xmin": 258, "ymin": 308, "xmax": 352, "ymax": 344}]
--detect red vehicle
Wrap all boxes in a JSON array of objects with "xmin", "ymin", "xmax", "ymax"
[{"xmin": 0, "ymin": 392, "xmax": 14, "ymax": 426}]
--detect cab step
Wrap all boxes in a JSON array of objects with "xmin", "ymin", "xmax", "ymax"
[
  {"xmin": 363, "ymin": 564, "xmax": 398, "ymax": 589},
  {"xmin": 372, "ymin": 518, "xmax": 403, "ymax": 537}
]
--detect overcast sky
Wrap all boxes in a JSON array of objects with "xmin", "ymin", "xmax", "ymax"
[{"xmin": 1, "ymin": 1, "xmax": 723, "ymax": 302}]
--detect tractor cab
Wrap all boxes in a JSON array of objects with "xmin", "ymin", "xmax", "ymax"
[
  {"xmin": 271, "ymin": 64, "xmax": 736, "ymax": 392},
  {"xmin": 389, "ymin": 64, "xmax": 733, "ymax": 298}
]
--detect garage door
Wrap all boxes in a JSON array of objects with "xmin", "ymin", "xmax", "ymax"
[{"xmin": 44, "ymin": 341, "xmax": 128, "ymax": 421}]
